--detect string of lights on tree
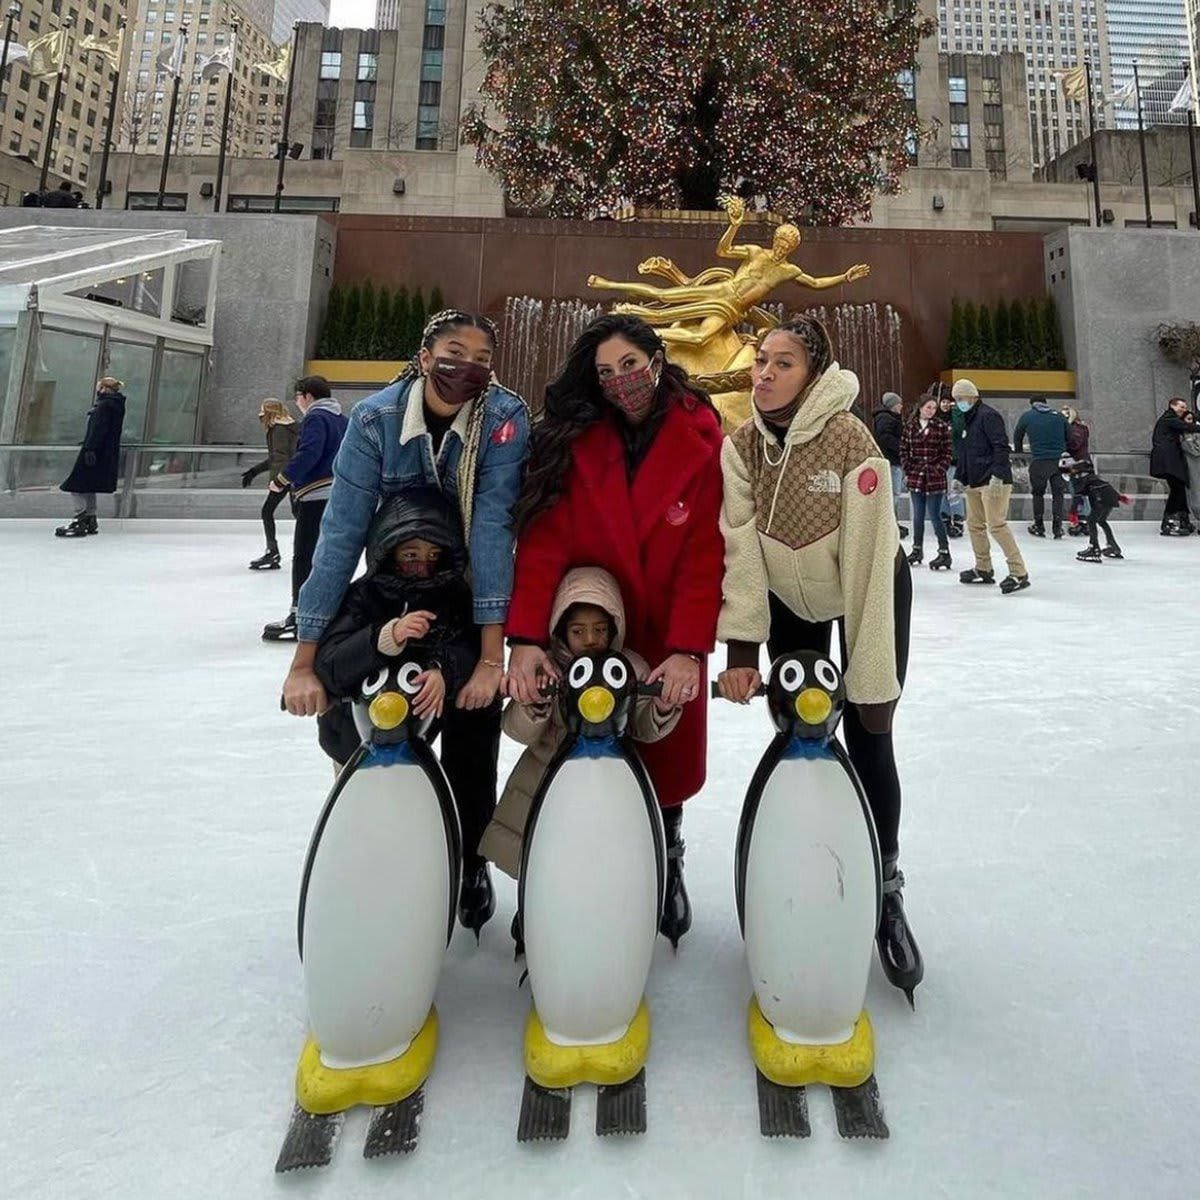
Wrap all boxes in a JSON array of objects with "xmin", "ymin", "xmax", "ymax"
[{"xmin": 462, "ymin": 0, "xmax": 934, "ymax": 225}]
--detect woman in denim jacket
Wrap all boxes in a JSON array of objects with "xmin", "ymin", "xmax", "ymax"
[{"xmin": 282, "ymin": 310, "xmax": 530, "ymax": 937}]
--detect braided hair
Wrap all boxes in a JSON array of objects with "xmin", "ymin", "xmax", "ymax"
[
  {"xmin": 394, "ymin": 308, "xmax": 501, "ymax": 539},
  {"xmin": 767, "ymin": 312, "xmax": 834, "ymax": 378}
]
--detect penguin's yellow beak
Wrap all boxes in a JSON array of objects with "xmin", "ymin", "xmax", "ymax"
[
  {"xmin": 369, "ymin": 691, "xmax": 409, "ymax": 730},
  {"xmin": 795, "ymin": 688, "xmax": 832, "ymax": 726},
  {"xmin": 578, "ymin": 686, "xmax": 615, "ymax": 725}
]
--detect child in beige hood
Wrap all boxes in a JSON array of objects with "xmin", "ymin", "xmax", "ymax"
[{"xmin": 481, "ymin": 566, "xmax": 681, "ymax": 879}]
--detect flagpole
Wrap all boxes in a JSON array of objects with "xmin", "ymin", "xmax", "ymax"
[
  {"xmin": 94, "ymin": 15, "xmax": 126, "ymax": 210},
  {"xmin": 0, "ymin": 4, "xmax": 20, "ymax": 106},
  {"xmin": 213, "ymin": 17, "xmax": 239, "ymax": 213},
  {"xmin": 273, "ymin": 23, "xmax": 298, "ymax": 215},
  {"xmin": 1134, "ymin": 61, "xmax": 1152, "ymax": 228},
  {"xmin": 156, "ymin": 22, "xmax": 188, "ymax": 211},
  {"xmin": 38, "ymin": 14, "xmax": 73, "ymax": 194},
  {"xmin": 1084, "ymin": 59, "xmax": 1103, "ymax": 227}
]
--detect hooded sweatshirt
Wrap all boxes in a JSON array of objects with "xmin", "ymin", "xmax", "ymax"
[
  {"xmin": 718, "ymin": 363, "xmax": 901, "ymax": 705},
  {"xmin": 479, "ymin": 566, "xmax": 680, "ymax": 880}
]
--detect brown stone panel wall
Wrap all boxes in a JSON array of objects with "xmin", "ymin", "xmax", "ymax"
[{"xmin": 331, "ymin": 216, "xmax": 1048, "ymax": 403}]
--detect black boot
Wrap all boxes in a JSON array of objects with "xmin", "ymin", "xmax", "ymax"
[
  {"xmin": 906, "ymin": 545, "xmax": 923, "ymax": 566},
  {"xmin": 1027, "ymin": 522, "xmax": 1046, "ymax": 537},
  {"xmin": 262, "ymin": 610, "xmax": 297, "ymax": 641},
  {"xmin": 249, "ymin": 547, "xmax": 281, "ymax": 570},
  {"xmin": 928, "ymin": 548, "xmax": 952, "ymax": 571},
  {"xmin": 1052, "ymin": 520, "xmax": 1064, "ymax": 540},
  {"xmin": 55, "ymin": 514, "xmax": 91, "ymax": 538},
  {"xmin": 83, "ymin": 514, "xmax": 99, "ymax": 535},
  {"xmin": 876, "ymin": 854, "xmax": 923, "ymax": 1007},
  {"xmin": 659, "ymin": 806, "xmax": 692, "ymax": 950},
  {"xmin": 457, "ymin": 855, "xmax": 495, "ymax": 942}
]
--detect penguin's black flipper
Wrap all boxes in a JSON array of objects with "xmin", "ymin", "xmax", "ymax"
[
  {"xmin": 596, "ymin": 1069, "xmax": 647, "ymax": 1137},
  {"xmin": 274, "ymin": 1105, "xmax": 345, "ymax": 1172},
  {"xmin": 362, "ymin": 1088, "xmax": 425, "ymax": 1159},
  {"xmin": 756, "ymin": 1072, "xmax": 811, "ymax": 1138},
  {"xmin": 517, "ymin": 1078, "xmax": 571, "ymax": 1142},
  {"xmin": 830, "ymin": 1076, "xmax": 889, "ymax": 1139}
]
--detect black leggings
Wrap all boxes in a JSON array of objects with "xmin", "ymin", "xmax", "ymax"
[
  {"xmin": 1088, "ymin": 501, "xmax": 1118, "ymax": 548},
  {"xmin": 440, "ymin": 699, "xmax": 502, "ymax": 862},
  {"xmin": 261, "ymin": 486, "xmax": 293, "ymax": 551},
  {"xmin": 766, "ymin": 553, "xmax": 912, "ymax": 859},
  {"xmin": 292, "ymin": 499, "xmax": 327, "ymax": 608},
  {"xmin": 1165, "ymin": 476, "xmax": 1190, "ymax": 518}
]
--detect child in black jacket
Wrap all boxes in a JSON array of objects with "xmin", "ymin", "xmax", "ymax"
[
  {"xmin": 1061, "ymin": 458, "xmax": 1126, "ymax": 562},
  {"xmin": 315, "ymin": 488, "xmax": 477, "ymax": 764}
]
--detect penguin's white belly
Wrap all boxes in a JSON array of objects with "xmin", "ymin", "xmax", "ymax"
[
  {"xmin": 302, "ymin": 762, "xmax": 452, "ymax": 1068},
  {"xmin": 524, "ymin": 755, "xmax": 660, "ymax": 1046},
  {"xmin": 744, "ymin": 755, "xmax": 877, "ymax": 1045}
]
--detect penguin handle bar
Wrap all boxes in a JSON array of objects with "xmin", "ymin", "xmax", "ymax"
[
  {"xmin": 710, "ymin": 682, "xmax": 769, "ymax": 700},
  {"xmin": 536, "ymin": 680, "xmax": 664, "ymax": 699}
]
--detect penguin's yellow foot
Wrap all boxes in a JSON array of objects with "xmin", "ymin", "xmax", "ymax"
[
  {"xmin": 524, "ymin": 1000, "xmax": 650, "ymax": 1089},
  {"xmin": 748, "ymin": 998, "xmax": 874, "ymax": 1089},
  {"xmin": 295, "ymin": 1008, "xmax": 438, "ymax": 1115}
]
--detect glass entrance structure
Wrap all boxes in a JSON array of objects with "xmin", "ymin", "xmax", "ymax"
[{"xmin": 0, "ymin": 226, "xmax": 221, "ymax": 497}]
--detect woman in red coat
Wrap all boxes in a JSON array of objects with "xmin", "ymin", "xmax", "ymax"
[{"xmin": 505, "ymin": 314, "xmax": 725, "ymax": 947}]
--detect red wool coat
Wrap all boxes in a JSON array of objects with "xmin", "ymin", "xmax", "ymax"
[
  {"xmin": 506, "ymin": 395, "xmax": 726, "ymax": 808},
  {"xmin": 900, "ymin": 416, "xmax": 954, "ymax": 493}
]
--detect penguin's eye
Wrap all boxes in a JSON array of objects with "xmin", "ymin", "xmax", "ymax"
[
  {"xmin": 568, "ymin": 658, "xmax": 594, "ymax": 688},
  {"xmin": 779, "ymin": 660, "xmax": 805, "ymax": 692},
  {"xmin": 362, "ymin": 669, "xmax": 389, "ymax": 698},
  {"xmin": 397, "ymin": 662, "xmax": 423, "ymax": 695},
  {"xmin": 815, "ymin": 660, "xmax": 839, "ymax": 692},
  {"xmin": 602, "ymin": 657, "xmax": 628, "ymax": 689}
]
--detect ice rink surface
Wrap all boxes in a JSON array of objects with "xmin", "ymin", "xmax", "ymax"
[{"xmin": 2, "ymin": 519, "xmax": 1198, "ymax": 1200}]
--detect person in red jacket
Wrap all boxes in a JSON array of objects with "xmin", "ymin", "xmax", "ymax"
[
  {"xmin": 505, "ymin": 313, "xmax": 726, "ymax": 948},
  {"xmin": 900, "ymin": 393, "xmax": 955, "ymax": 570}
]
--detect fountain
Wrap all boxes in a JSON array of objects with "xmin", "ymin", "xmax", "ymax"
[{"xmin": 497, "ymin": 296, "xmax": 605, "ymax": 408}]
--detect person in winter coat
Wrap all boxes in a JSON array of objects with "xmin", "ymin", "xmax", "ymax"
[
  {"xmin": 873, "ymin": 391, "xmax": 907, "ymax": 536},
  {"xmin": 241, "ymin": 399, "xmax": 299, "ymax": 570},
  {"xmin": 56, "ymin": 378, "xmax": 127, "ymax": 538},
  {"xmin": 1061, "ymin": 458, "xmax": 1126, "ymax": 563},
  {"xmin": 505, "ymin": 313, "xmax": 725, "ymax": 949},
  {"xmin": 934, "ymin": 384, "xmax": 965, "ymax": 537},
  {"xmin": 1182, "ymin": 424, "xmax": 1200, "ymax": 529},
  {"xmin": 952, "ymin": 378, "xmax": 1030, "ymax": 593},
  {"xmin": 1061, "ymin": 406, "xmax": 1091, "ymax": 533},
  {"xmin": 1013, "ymin": 395, "xmax": 1069, "ymax": 538},
  {"xmin": 281, "ymin": 310, "xmax": 530, "ymax": 939},
  {"xmin": 1150, "ymin": 398, "xmax": 1195, "ymax": 535},
  {"xmin": 716, "ymin": 313, "xmax": 922, "ymax": 1004},
  {"xmin": 261, "ymin": 377, "xmax": 348, "ymax": 640},
  {"xmin": 900, "ymin": 393, "xmax": 954, "ymax": 569},
  {"xmin": 480, "ymin": 566, "xmax": 680, "ymax": 885},
  {"xmin": 314, "ymin": 488, "xmax": 478, "ymax": 766}
]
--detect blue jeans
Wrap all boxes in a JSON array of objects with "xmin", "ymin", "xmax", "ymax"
[
  {"xmin": 941, "ymin": 466, "xmax": 965, "ymax": 519},
  {"xmin": 912, "ymin": 489, "xmax": 948, "ymax": 550}
]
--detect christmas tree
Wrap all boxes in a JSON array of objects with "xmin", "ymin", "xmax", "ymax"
[{"xmin": 463, "ymin": 0, "xmax": 933, "ymax": 225}]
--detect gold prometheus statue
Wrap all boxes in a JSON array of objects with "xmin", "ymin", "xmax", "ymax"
[{"xmin": 588, "ymin": 197, "xmax": 870, "ymax": 428}]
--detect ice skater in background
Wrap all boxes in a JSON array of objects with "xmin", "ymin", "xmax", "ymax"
[
  {"xmin": 1061, "ymin": 458, "xmax": 1126, "ymax": 563},
  {"xmin": 899, "ymin": 392, "xmax": 954, "ymax": 570},
  {"xmin": 56, "ymin": 377, "xmax": 126, "ymax": 538},
  {"xmin": 242, "ymin": 398, "xmax": 298, "ymax": 571}
]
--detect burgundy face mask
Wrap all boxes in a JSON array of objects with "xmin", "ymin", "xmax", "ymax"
[
  {"xmin": 429, "ymin": 357, "xmax": 491, "ymax": 407},
  {"xmin": 600, "ymin": 359, "xmax": 661, "ymax": 423},
  {"xmin": 395, "ymin": 560, "xmax": 437, "ymax": 580}
]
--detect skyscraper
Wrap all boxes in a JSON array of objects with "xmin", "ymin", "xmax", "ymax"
[
  {"xmin": 269, "ymin": 0, "xmax": 330, "ymax": 45},
  {"xmin": 1104, "ymin": 0, "xmax": 1189, "ymax": 127},
  {"xmin": 931, "ymin": 0, "xmax": 1112, "ymax": 169}
]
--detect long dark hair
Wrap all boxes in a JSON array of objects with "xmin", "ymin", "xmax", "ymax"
[{"xmin": 513, "ymin": 313, "xmax": 712, "ymax": 532}]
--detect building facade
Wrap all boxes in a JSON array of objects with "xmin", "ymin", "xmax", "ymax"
[
  {"xmin": 930, "ymin": 0, "xmax": 1113, "ymax": 169},
  {"xmin": 0, "ymin": 0, "xmax": 133, "ymax": 190},
  {"xmin": 267, "ymin": 0, "xmax": 328, "ymax": 44},
  {"xmin": 1104, "ymin": 0, "xmax": 1189, "ymax": 128},
  {"xmin": 117, "ymin": 0, "xmax": 285, "ymax": 164}
]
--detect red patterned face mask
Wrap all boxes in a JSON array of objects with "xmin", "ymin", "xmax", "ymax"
[{"xmin": 600, "ymin": 360, "xmax": 661, "ymax": 423}]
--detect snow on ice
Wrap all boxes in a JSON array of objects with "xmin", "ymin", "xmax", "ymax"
[{"xmin": 1, "ymin": 519, "xmax": 1198, "ymax": 1199}]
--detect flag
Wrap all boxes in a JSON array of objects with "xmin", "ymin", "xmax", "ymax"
[
  {"xmin": 1053, "ymin": 65, "xmax": 1087, "ymax": 103},
  {"xmin": 1106, "ymin": 79, "xmax": 1138, "ymax": 110},
  {"xmin": 26, "ymin": 28, "xmax": 67, "ymax": 78},
  {"xmin": 155, "ymin": 30, "xmax": 187, "ymax": 79},
  {"xmin": 3, "ymin": 42, "xmax": 29, "ymax": 72},
  {"xmin": 1169, "ymin": 76, "xmax": 1193, "ymax": 113},
  {"xmin": 198, "ymin": 36, "xmax": 235, "ymax": 82},
  {"xmin": 254, "ymin": 41, "xmax": 289, "ymax": 83},
  {"xmin": 79, "ymin": 29, "xmax": 124, "ymax": 73}
]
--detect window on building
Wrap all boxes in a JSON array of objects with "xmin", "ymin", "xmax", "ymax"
[
  {"xmin": 423, "ymin": 24, "xmax": 444, "ymax": 50},
  {"xmin": 320, "ymin": 52, "xmax": 341, "ymax": 80},
  {"xmin": 983, "ymin": 77, "xmax": 1001, "ymax": 105},
  {"xmin": 357, "ymin": 53, "xmax": 377, "ymax": 81},
  {"xmin": 950, "ymin": 122, "xmax": 970, "ymax": 150},
  {"xmin": 949, "ymin": 75, "xmax": 968, "ymax": 104},
  {"xmin": 38, "ymin": 81, "xmax": 49, "ymax": 101},
  {"xmin": 897, "ymin": 68, "xmax": 916, "ymax": 101},
  {"xmin": 419, "ymin": 79, "xmax": 440, "ymax": 106},
  {"xmin": 314, "ymin": 97, "xmax": 336, "ymax": 128}
]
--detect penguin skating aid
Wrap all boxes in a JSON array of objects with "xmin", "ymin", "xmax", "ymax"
[
  {"xmin": 275, "ymin": 660, "xmax": 462, "ymax": 1171},
  {"xmin": 515, "ymin": 653, "xmax": 666, "ymax": 1142},
  {"xmin": 719, "ymin": 652, "xmax": 890, "ymax": 1140}
]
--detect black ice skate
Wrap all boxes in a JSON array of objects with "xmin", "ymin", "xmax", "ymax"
[
  {"xmin": 1027, "ymin": 522, "xmax": 1046, "ymax": 537},
  {"xmin": 959, "ymin": 568, "xmax": 995, "ymax": 585},
  {"xmin": 1076, "ymin": 545, "xmax": 1103, "ymax": 563},
  {"xmin": 659, "ymin": 807, "xmax": 692, "ymax": 950},
  {"xmin": 457, "ymin": 856, "xmax": 495, "ymax": 941},
  {"xmin": 262, "ymin": 611, "xmax": 297, "ymax": 641},
  {"xmin": 55, "ymin": 514, "xmax": 94, "ymax": 538},
  {"xmin": 946, "ymin": 515, "xmax": 964, "ymax": 538},
  {"xmin": 250, "ymin": 548, "xmax": 282, "ymax": 570},
  {"xmin": 876, "ymin": 855, "xmax": 923, "ymax": 1008},
  {"xmin": 906, "ymin": 546, "xmax": 923, "ymax": 566},
  {"xmin": 999, "ymin": 574, "xmax": 1032, "ymax": 594},
  {"xmin": 1068, "ymin": 521, "xmax": 1088, "ymax": 537},
  {"xmin": 1101, "ymin": 545, "xmax": 1124, "ymax": 559},
  {"xmin": 928, "ymin": 549, "xmax": 952, "ymax": 571},
  {"xmin": 1052, "ymin": 520, "xmax": 1064, "ymax": 539}
]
